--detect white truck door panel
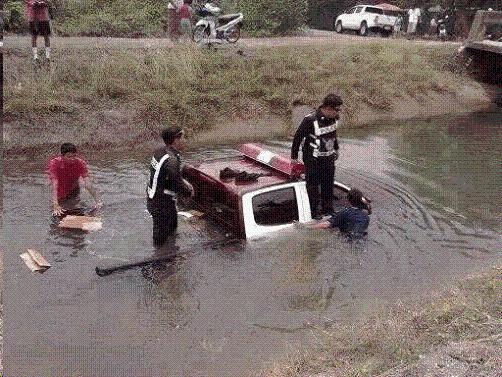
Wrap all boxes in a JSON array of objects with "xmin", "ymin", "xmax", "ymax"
[{"xmin": 242, "ymin": 182, "xmax": 310, "ymax": 239}]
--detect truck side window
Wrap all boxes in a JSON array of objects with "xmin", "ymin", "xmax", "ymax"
[{"xmin": 252, "ymin": 188, "xmax": 299, "ymax": 226}]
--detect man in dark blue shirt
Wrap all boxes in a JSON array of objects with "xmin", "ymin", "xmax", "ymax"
[{"xmin": 310, "ymin": 189, "xmax": 371, "ymax": 237}]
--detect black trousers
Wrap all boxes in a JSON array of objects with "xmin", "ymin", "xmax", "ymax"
[
  {"xmin": 147, "ymin": 197, "xmax": 178, "ymax": 247},
  {"xmin": 304, "ymin": 156, "xmax": 336, "ymax": 216}
]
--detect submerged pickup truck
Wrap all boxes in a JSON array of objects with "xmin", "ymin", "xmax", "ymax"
[{"xmin": 182, "ymin": 143, "xmax": 370, "ymax": 239}]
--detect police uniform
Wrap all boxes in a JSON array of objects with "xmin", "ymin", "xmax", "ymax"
[
  {"xmin": 291, "ymin": 109, "xmax": 339, "ymax": 217},
  {"xmin": 147, "ymin": 146, "xmax": 192, "ymax": 246}
]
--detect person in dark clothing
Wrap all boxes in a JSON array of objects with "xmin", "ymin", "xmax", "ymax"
[
  {"xmin": 311, "ymin": 189, "xmax": 371, "ymax": 238},
  {"xmin": 147, "ymin": 127, "xmax": 194, "ymax": 247},
  {"xmin": 291, "ymin": 93, "xmax": 343, "ymax": 219}
]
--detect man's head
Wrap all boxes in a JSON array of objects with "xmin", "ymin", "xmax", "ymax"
[
  {"xmin": 347, "ymin": 188, "xmax": 364, "ymax": 207},
  {"xmin": 60, "ymin": 143, "xmax": 78, "ymax": 160},
  {"xmin": 319, "ymin": 93, "xmax": 343, "ymax": 120},
  {"xmin": 162, "ymin": 127, "xmax": 185, "ymax": 151}
]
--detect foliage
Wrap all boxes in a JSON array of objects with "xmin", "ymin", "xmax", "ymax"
[
  {"xmin": 3, "ymin": 0, "xmax": 26, "ymax": 33},
  {"xmin": 4, "ymin": 40, "xmax": 469, "ymax": 149},
  {"xmin": 56, "ymin": 0, "xmax": 166, "ymax": 37},
  {"xmin": 3, "ymin": 0, "xmax": 167, "ymax": 37},
  {"xmin": 223, "ymin": 0, "xmax": 308, "ymax": 36},
  {"xmin": 3, "ymin": 0, "xmax": 308, "ymax": 37}
]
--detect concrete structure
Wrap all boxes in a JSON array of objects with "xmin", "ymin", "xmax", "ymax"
[
  {"xmin": 465, "ymin": 10, "xmax": 502, "ymax": 54},
  {"xmin": 463, "ymin": 10, "xmax": 502, "ymax": 85}
]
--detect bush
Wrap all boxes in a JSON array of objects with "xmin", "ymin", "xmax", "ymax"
[
  {"xmin": 224, "ymin": 0, "xmax": 308, "ymax": 36},
  {"xmin": 4, "ymin": 0, "xmax": 308, "ymax": 37},
  {"xmin": 3, "ymin": 0, "xmax": 26, "ymax": 33},
  {"xmin": 55, "ymin": 0, "xmax": 165, "ymax": 37}
]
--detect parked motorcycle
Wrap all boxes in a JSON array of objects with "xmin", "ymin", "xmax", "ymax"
[
  {"xmin": 437, "ymin": 15, "xmax": 449, "ymax": 41},
  {"xmin": 192, "ymin": 3, "xmax": 243, "ymax": 44}
]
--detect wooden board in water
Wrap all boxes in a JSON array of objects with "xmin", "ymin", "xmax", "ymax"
[{"xmin": 58, "ymin": 215, "xmax": 102, "ymax": 230}]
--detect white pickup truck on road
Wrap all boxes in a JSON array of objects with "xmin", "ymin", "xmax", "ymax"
[{"xmin": 335, "ymin": 5, "xmax": 397, "ymax": 37}]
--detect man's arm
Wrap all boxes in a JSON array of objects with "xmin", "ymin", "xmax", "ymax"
[
  {"xmin": 81, "ymin": 176, "xmax": 102, "ymax": 208},
  {"xmin": 50, "ymin": 178, "xmax": 64, "ymax": 216},
  {"xmin": 291, "ymin": 118, "xmax": 310, "ymax": 160},
  {"xmin": 295, "ymin": 219, "xmax": 333, "ymax": 229},
  {"xmin": 165, "ymin": 158, "xmax": 193, "ymax": 197}
]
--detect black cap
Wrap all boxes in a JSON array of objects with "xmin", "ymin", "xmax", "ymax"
[
  {"xmin": 321, "ymin": 93, "xmax": 343, "ymax": 108},
  {"xmin": 161, "ymin": 127, "xmax": 184, "ymax": 145}
]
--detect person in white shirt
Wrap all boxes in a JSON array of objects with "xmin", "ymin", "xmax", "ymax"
[{"xmin": 407, "ymin": 8, "xmax": 418, "ymax": 34}]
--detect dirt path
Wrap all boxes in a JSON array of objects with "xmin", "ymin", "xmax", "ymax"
[{"xmin": 3, "ymin": 30, "xmax": 462, "ymax": 50}]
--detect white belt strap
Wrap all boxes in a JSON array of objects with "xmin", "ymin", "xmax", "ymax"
[
  {"xmin": 147, "ymin": 154, "xmax": 170, "ymax": 199},
  {"xmin": 163, "ymin": 189, "xmax": 177, "ymax": 197},
  {"xmin": 313, "ymin": 120, "xmax": 337, "ymax": 136},
  {"xmin": 312, "ymin": 149, "xmax": 336, "ymax": 157}
]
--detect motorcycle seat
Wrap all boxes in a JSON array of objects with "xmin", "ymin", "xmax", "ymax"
[{"xmin": 218, "ymin": 14, "xmax": 241, "ymax": 23}]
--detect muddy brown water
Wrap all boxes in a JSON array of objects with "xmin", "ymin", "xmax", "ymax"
[{"xmin": 3, "ymin": 110, "xmax": 502, "ymax": 377}]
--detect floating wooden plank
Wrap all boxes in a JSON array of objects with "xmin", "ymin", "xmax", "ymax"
[
  {"xmin": 178, "ymin": 211, "xmax": 194, "ymax": 219},
  {"xmin": 20, "ymin": 253, "xmax": 43, "ymax": 272},
  {"xmin": 27, "ymin": 249, "xmax": 52, "ymax": 268},
  {"xmin": 58, "ymin": 215, "xmax": 102, "ymax": 231},
  {"xmin": 188, "ymin": 210, "xmax": 204, "ymax": 217},
  {"xmin": 178, "ymin": 210, "xmax": 205, "ymax": 221},
  {"xmin": 20, "ymin": 249, "xmax": 51, "ymax": 273}
]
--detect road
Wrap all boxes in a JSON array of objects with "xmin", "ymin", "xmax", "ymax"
[{"xmin": 3, "ymin": 30, "xmax": 461, "ymax": 50}]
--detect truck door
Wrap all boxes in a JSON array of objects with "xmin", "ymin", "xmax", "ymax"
[{"xmin": 242, "ymin": 182, "xmax": 311, "ymax": 238}]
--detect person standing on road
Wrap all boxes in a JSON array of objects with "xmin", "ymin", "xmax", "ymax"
[
  {"xmin": 146, "ymin": 127, "xmax": 194, "ymax": 247},
  {"xmin": 48, "ymin": 143, "xmax": 101, "ymax": 217},
  {"xmin": 25, "ymin": 0, "xmax": 52, "ymax": 62},
  {"xmin": 407, "ymin": 8, "xmax": 418, "ymax": 34},
  {"xmin": 291, "ymin": 93, "xmax": 342, "ymax": 219},
  {"xmin": 168, "ymin": 0, "xmax": 182, "ymax": 41},
  {"xmin": 179, "ymin": 0, "xmax": 194, "ymax": 40}
]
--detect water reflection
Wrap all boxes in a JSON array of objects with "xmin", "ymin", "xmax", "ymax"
[{"xmin": 384, "ymin": 111, "xmax": 502, "ymax": 231}]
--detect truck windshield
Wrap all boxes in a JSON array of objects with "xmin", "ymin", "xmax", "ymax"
[
  {"xmin": 252, "ymin": 187, "xmax": 299, "ymax": 226},
  {"xmin": 365, "ymin": 7, "xmax": 384, "ymax": 14}
]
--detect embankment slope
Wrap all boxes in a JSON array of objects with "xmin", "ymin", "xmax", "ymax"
[{"xmin": 3, "ymin": 36, "xmax": 492, "ymax": 153}]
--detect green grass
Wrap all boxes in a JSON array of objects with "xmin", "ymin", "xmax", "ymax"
[
  {"xmin": 4, "ymin": 41, "xmax": 469, "ymax": 150},
  {"xmin": 264, "ymin": 268, "xmax": 502, "ymax": 377}
]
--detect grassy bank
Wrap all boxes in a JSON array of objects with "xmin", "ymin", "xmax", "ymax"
[
  {"xmin": 3, "ymin": 39, "xmax": 489, "ymax": 153},
  {"xmin": 264, "ymin": 267, "xmax": 502, "ymax": 377}
]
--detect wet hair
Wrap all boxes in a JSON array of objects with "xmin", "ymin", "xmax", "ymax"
[
  {"xmin": 161, "ymin": 127, "xmax": 184, "ymax": 145},
  {"xmin": 347, "ymin": 189, "xmax": 365, "ymax": 207},
  {"xmin": 321, "ymin": 93, "xmax": 343, "ymax": 108},
  {"xmin": 60, "ymin": 143, "xmax": 77, "ymax": 155}
]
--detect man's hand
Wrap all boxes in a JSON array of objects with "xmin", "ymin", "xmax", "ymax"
[
  {"xmin": 333, "ymin": 151, "xmax": 339, "ymax": 161},
  {"xmin": 52, "ymin": 203, "xmax": 64, "ymax": 217},
  {"xmin": 91, "ymin": 200, "xmax": 103, "ymax": 212},
  {"xmin": 184, "ymin": 180, "xmax": 195, "ymax": 197}
]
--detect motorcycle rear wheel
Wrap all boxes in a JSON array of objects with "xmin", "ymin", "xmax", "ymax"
[
  {"xmin": 226, "ymin": 26, "xmax": 241, "ymax": 43},
  {"xmin": 193, "ymin": 25, "xmax": 209, "ymax": 43}
]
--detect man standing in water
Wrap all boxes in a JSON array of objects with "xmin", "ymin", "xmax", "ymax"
[
  {"xmin": 48, "ymin": 143, "xmax": 101, "ymax": 216},
  {"xmin": 146, "ymin": 127, "xmax": 194, "ymax": 247},
  {"xmin": 291, "ymin": 93, "xmax": 343, "ymax": 219}
]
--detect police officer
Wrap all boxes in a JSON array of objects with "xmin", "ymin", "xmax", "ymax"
[
  {"xmin": 147, "ymin": 127, "xmax": 194, "ymax": 246},
  {"xmin": 291, "ymin": 93, "xmax": 343, "ymax": 219}
]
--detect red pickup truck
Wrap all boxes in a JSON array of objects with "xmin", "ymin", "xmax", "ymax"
[{"xmin": 182, "ymin": 143, "xmax": 369, "ymax": 239}]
